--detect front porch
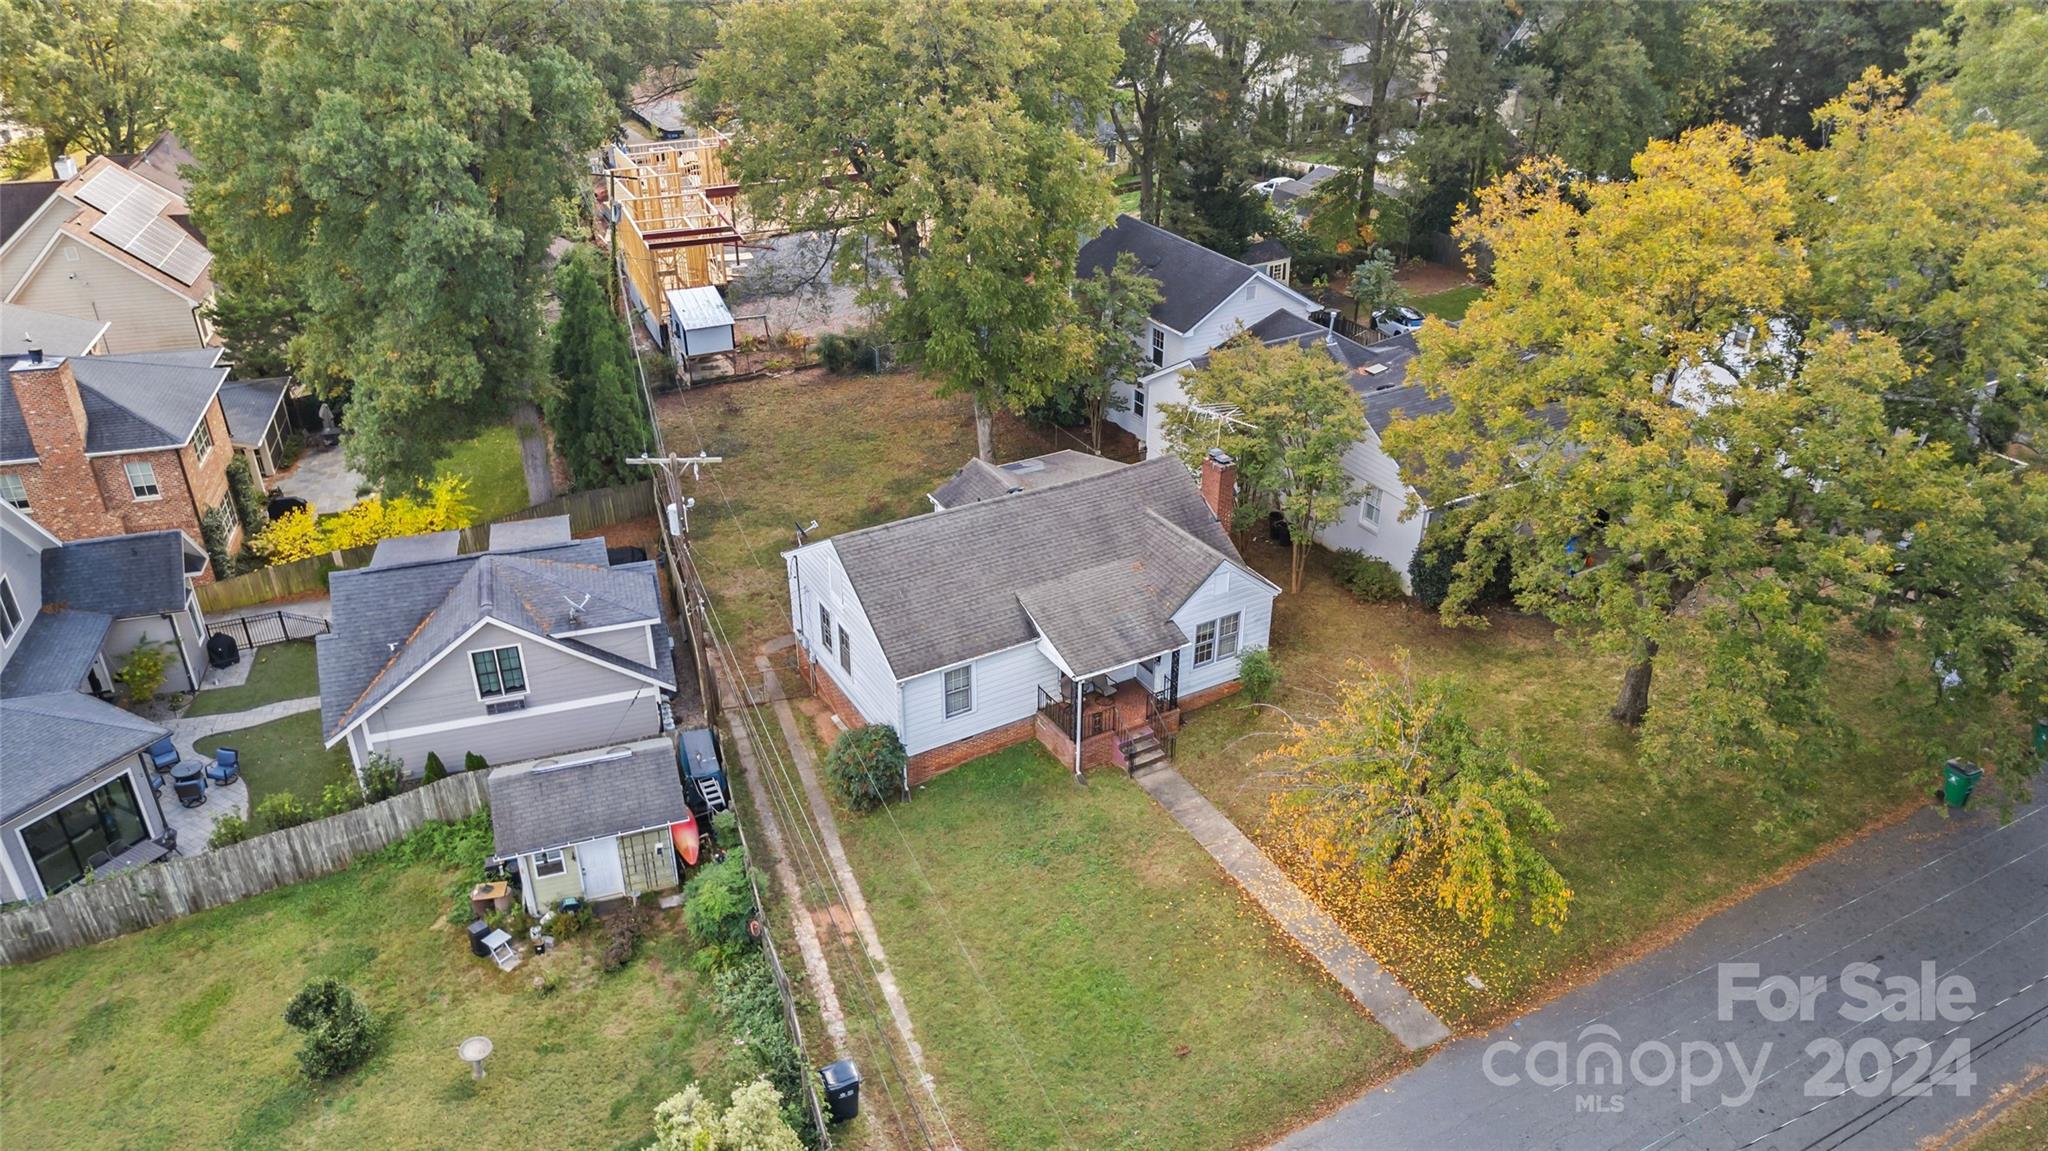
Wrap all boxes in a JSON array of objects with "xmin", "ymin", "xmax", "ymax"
[{"xmin": 1034, "ymin": 676, "xmax": 1181, "ymax": 774}]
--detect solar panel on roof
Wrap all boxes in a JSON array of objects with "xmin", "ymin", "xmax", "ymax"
[
  {"xmin": 90, "ymin": 198, "xmax": 156, "ymax": 246},
  {"xmin": 158, "ymin": 240, "xmax": 212, "ymax": 286},
  {"xmin": 124, "ymin": 218, "xmax": 183, "ymax": 265},
  {"xmin": 74, "ymin": 165, "xmax": 173, "ymax": 216}
]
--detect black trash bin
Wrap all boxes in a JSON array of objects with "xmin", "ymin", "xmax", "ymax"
[
  {"xmin": 466, "ymin": 919, "xmax": 493, "ymax": 958},
  {"xmin": 818, "ymin": 1059, "xmax": 861, "ymax": 1123}
]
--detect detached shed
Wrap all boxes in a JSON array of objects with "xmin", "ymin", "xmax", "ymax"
[{"xmin": 664, "ymin": 286, "xmax": 735, "ymax": 358}]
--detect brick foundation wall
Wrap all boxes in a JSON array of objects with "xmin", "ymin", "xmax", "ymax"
[
  {"xmin": 908, "ymin": 716, "xmax": 1037, "ymax": 787},
  {"xmin": 797, "ymin": 646, "xmax": 871, "ymax": 732}
]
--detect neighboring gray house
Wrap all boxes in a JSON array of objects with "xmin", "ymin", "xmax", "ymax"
[
  {"xmin": 488, "ymin": 737, "xmax": 691, "ymax": 915},
  {"xmin": 318, "ymin": 516, "xmax": 677, "ymax": 778},
  {"xmin": 0, "ymin": 504, "xmax": 189, "ymax": 903},
  {"xmin": 786, "ymin": 452, "xmax": 1278, "ymax": 783},
  {"xmin": 1, "ymin": 502, "xmax": 212, "ymax": 696},
  {"xmin": 216, "ymin": 375, "xmax": 294, "ymax": 480}
]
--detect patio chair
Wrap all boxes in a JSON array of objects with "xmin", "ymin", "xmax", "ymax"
[
  {"xmin": 205, "ymin": 748, "xmax": 241, "ymax": 786},
  {"xmin": 146, "ymin": 736, "xmax": 179, "ymax": 773},
  {"xmin": 174, "ymin": 777, "xmax": 207, "ymax": 809}
]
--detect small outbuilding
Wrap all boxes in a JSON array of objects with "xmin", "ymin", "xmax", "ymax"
[
  {"xmin": 664, "ymin": 285, "xmax": 735, "ymax": 359},
  {"xmin": 487, "ymin": 737, "xmax": 691, "ymax": 915}
]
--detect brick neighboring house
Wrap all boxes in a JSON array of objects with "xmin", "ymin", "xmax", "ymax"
[{"xmin": 0, "ymin": 311, "xmax": 240, "ymax": 569}]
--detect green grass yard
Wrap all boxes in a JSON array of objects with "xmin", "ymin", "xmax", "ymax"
[
  {"xmin": 436, "ymin": 423, "xmax": 530, "ymax": 524},
  {"xmin": 0, "ymin": 844, "xmax": 730, "ymax": 1151},
  {"xmin": 183, "ymin": 641, "xmax": 320, "ymax": 718},
  {"xmin": 1409, "ymin": 283, "xmax": 1482, "ymax": 322},
  {"xmin": 832, "ymin": 743, "xmax": 1400, "ymax": 1150},
  {"xmin": 196, "ymin": 711, "xmax": 355, "ymax": 814},
  {"xmin": 1171, "ymin": 543, "xmax": 1949, "ymax": 1027}
]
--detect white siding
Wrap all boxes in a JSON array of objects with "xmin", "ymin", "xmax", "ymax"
[
  {"xmin": 1169, "ymin": 562, "xmax": 1277, "ymax": 697},
  {"xmin": 785, "ymin": 541, "xmax": 901, "ymax": 730},
  {"xmin": 104, "ymin": 612, "xmax": 199, "ymax": 694},
  {"xmin": 1315, "ymin": 432, "xmax": 1431, "ymax": 588},
  {"xmin": 0, "ymin": 520, "xmax": 48, "ymax": 671},
  {"xmin": 897, "ymin": 642, "xmax": 1062, "ymax": 756},
  {"xmin": 1180, "ymin": 275, "xmax": 1313, "ymax": 354},
  {"xmin": 0, "ymin": 197, "xmax": 75, "ymax": 299},
  {"xmin": 568, "ymin": 624, "xmax": 657, "ymax": 665}
]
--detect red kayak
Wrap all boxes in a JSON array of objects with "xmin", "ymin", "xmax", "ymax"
[{"xmin": 671, "ymin": 811, "xmax": 701, "ymax": 867}]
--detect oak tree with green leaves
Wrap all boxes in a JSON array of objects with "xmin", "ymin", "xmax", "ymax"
[
  {"xmin": 1264, "ymin": 657, "xmax": 1571, "ymax": 937},
  {"xmin": 1909, "ymin": 0, "xmax": 2048, "ymax": 150},
  {"xmin": 0, "ymin": 0, "xmax": 181, "ymax": 165},
  {"xmin": 1388, "ymin": 125, "xmax": 1960, "ymax": 791},
  {"xmin": 173, "ymin": 0, "xmax": 694, "ymax": 489},
  {"xmin": 1162, "ymin": 337, "xmax": 1362, "ymax": 593}
]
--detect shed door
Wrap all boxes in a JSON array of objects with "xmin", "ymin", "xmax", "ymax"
[{"xmin": 577, "ymin": 838, "xmax": 625, "ymax": 898}]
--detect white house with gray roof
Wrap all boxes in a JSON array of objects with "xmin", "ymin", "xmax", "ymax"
[
  {"xmin": 1079, "ymin": 216, "xmax": 1448, "ymax": 587},
  {"xmin": 487, "ymin": 737, "xmax": 691, "ymax": 914},
  {"xmin": 785, "ymin": 452, "xmax": 1278, "ymax": 781},
  {"xmin": 317, "ymin": 516, "xmax": 676, "ymax": 779}
]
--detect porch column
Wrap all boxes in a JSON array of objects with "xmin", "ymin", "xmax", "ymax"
[
  {"xmin": 1072, "ymin": 676, "xmax": 1084, "ymax": 778},
  {"xmin": 1169, "ymin": 649, "xmax": 1181, "ymax": 709}
]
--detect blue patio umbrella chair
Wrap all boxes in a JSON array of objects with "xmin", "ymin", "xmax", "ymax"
[{"xmin": 205, "ymin": 748, "xmax": 241, "ymax": 786}]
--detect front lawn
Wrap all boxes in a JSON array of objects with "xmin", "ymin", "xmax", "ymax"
[
  {"xmin": 437, "ymin": 423, "xmax": 530, "ymax": 524},
  {"xmin": 0, "ymin": 822, "xmax": 731, "ymax": 1151},
  {"xmin": 184, "ymin": 641, "xmax": 320, "ymax": 718},
  {"xmin": 832, "ymin": 743, "xmax": 1400, "ymax": 1150},
  {"xmin": 196, "ymin": 711, "xmax": 356, "ymax": 813},
  {"xmin": 1171, "ymin": 542, "xmax": 1945, "ymax": 1027}
]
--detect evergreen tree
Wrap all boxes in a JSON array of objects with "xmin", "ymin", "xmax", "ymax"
[{"xmin": 547, "ymin": 246, "xmax": 648, "ymax": 490}]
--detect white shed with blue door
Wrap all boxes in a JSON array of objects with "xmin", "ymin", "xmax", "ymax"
[{"xmin": 664, "ymin": 286, "xmax": 735, "ymax": 358}]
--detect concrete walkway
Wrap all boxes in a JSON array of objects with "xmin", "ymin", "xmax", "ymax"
[
  {"xmin": 1133, "ymin": 763, "xmax": 1452, "ymax": 1051},
  {"xmin": 156, "ymin": 696, "xmax": 319, "ymax": 849}
]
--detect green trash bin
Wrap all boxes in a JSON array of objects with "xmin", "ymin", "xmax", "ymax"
[
  {"xmin": 2034, "ymin": 717, "xmax": 2047, "ymax": 761},
  {"xmin": 1942, "ymin": 759, "xmax": 1983, "ymax": 808}
]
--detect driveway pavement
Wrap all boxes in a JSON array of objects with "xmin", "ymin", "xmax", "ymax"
[
  {"xmin": 1275, "ymin": 795, "xmax": 2048, "ymax": 1151},
  {"xmin": 273, "ymin": 441, "xmax": 366, "ymax": 511}
]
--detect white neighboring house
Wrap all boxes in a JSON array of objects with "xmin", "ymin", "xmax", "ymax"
[
  {"xmin": 1079, "ymin": 216, "xmax": 1446, "ymax": 586},
  {"xmin": 784, "ymin": 451, "xmax": 1278, "ymax": 782},
  {"xmin": 317, "ymin": 516, "xmax": 677, "ymax": 779}
]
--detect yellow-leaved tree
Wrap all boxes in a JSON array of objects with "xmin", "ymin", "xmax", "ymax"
[
  {"xmin": 252, "ymin": 476, "xmax": 476, "ymax": 563},
  {"xmin": 1262, "ymin": 656, "xmax": 1571, "ymax": 937}
]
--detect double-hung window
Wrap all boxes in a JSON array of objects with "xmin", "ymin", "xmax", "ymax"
[
  {"xmin": 0, "ymin": 578, "xmax": 20, "ymax": 643},
  {"xmin": 838, "ymin": 626, "xmax": 851, "ymax": 674},
  {"xmin": 472, "ymin": 645, "xmax": 526, "ymax": 698},
  {"xmin": 124, "ymin": 461, "xmax": 159, "ymax": 499},
  {"xmin": 0, "ymin": 473, "xmax": 26, "ymax": 511},
  {"xmin": 1132, "ymin": 387, "xmax": 1146, "ymax": 418},
  {"xmin": 191, "ymin": 417, "xmax": 214, "ymax": 461},
  {"xmin": 1360, "ymin": 487, "xmax": 1382, "ymax": 530},
  {"xmin": 533, "ymin": 849, "xmax": 566, "ymax": 877},
  {"xmin": 1192, "ymin": 611, "xmax": 1242, "ymax": 667},
  {"xmin": 819, "ymin": 604, "xmax": 834, "ymax": 653},
  {"xmin": 943, "ymin": 665, "xmax": 973, "ymax": 718},
  {"xmin": 1149, "ymin": 326, "xmax": 1165, "ymax": 367}
]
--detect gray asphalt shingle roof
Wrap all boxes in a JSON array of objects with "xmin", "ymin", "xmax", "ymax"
[
  {"xmin": 216, "ymin": 377, "xmax": 289, "ymax": 445},
  {"xmin": 40, "ymin": 530, "xmax": 198, "ymax": 616},
  {"xmin": 0, "ymin": 608, "xmax": 112, "ymax": 697},
  {"xmin": 64, "ymin": 355, "xmax": 227, "ymax": 454},
  {"xmin": 929, "ymin": 451, "xmax": 1128, "ymax": 509},
  {"xmin": 1078, "ymin": 215, "xmax": 1261, "ymax": 333},
  {"xmin": 488, "ymin": 738, "xmax": 690, "ymax": 858},
  {"xmin": 826, "ymin": 457, "xmax": 1255, "ymax": 679},
  {"xmin": 318, "ymin": 537, "xmax": 673, "ymax": 740},
  {"xmin": 0, "ymin": 691, "xmax": 167, "ymax": 822},
  {"xmin": 2, "ymin": 305, "xmax": 107, "ymax": 359}
]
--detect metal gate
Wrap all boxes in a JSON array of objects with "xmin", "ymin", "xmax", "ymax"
[{"xmin": 207, "ymin": 609, "xmax": 330, "ymax": 650}]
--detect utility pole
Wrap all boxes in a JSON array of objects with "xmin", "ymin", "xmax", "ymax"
[{"xmin": 626, "ymin": 453, "xmax": 724, "ymax": 539}]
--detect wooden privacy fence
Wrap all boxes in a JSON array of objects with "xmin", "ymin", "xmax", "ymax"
[
  {"xmin": 0, "ymin": 772, "xmax": 489, "ymax": 966},
  {"xmin": 199, "ymin": 481, "xmax": 660, "ymax": 613}
]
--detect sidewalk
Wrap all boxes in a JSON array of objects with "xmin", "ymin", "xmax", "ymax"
[{"xmin": 1132, "ymin": 763, "xmax": 1452, "ymax": 1051}]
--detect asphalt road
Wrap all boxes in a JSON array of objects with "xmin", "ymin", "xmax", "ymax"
[{"xmin": 1275, "ymin": 794, "xmax": 2048, "ymax": 1151}]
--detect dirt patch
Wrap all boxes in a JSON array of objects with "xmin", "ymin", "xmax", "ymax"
[{"xmin": 1393, "ymin": 258, "xmax": 1474, "ymax": 294}]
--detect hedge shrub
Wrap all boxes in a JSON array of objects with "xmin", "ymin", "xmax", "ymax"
[
  {"xmin": 1409, "ymin": 514, "xmax": 1516, "ymax": 614},
  {"xmin": 827, "ymin": 724, "xmax": 906, "ymax": 812},
  {"xmin": 283, "ymin": 979, "xmax": 374, "ymax": 1079},
  {"xmin": 1237, "ymin": 647, "xmax": 1278, "ymax": 702},
  {"xmin": 1329, "ymin": 549, "xmax": 1406, "ymax": 603}
]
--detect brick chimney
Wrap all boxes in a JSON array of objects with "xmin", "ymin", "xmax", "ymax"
[
  {"xmin": 1199, "ymin": 447, "xmax": 1236, "ymax": 528},
  {"xmin": 8, "ymin": 356, "xmax": 89, "ymax": 459}
]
